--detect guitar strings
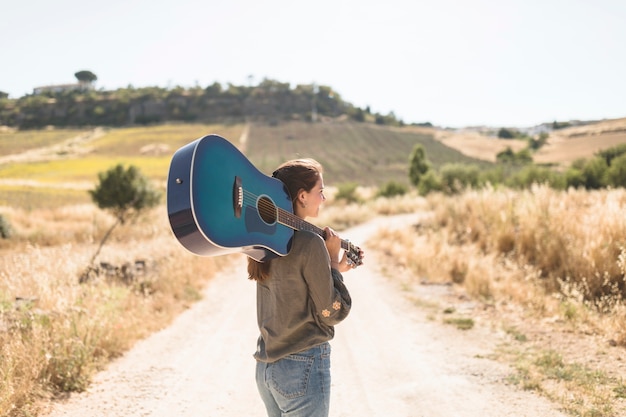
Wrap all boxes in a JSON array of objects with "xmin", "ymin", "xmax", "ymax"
[
  {"xmin": 241, "ymin": 189, "xmax": 319, "ymax": 233},
  {"xmin": 240, "ymin": 189, "xmax": 359, "ymax": 259},
  {"xmin": 241, "ymin": 189, "xmax": 361, "ymax": 264}
]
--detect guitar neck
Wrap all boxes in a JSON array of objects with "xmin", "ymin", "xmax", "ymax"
[{"xmin": 277, "ymin": 209, "xmax": 352, "ymax": 251}]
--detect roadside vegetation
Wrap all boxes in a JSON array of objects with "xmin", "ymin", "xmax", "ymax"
[
  {"xmin": 2, "ymin": 119, "xmax": 626, "ymax": 416},
  {"xmin": 368, "ymin": 186, "xmax": 626, "ymax": 417}
]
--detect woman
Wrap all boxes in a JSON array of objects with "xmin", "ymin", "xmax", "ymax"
[{"xmin": 248, "ymin": 158, "xmax": 360, "ymax": 417}]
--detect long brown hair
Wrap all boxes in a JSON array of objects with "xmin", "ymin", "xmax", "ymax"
[{"xmin": 247, "ymin": 158, "xmax": 323, "ymax": 281}]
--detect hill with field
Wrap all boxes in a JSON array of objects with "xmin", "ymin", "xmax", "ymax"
[
  {"xmin": 3, "ymin": 116, "xmax": 626, "ymax": 209},
  {"xmin": 436, "ymin": 117, "xmax": 626, "ymax": 167},
  {"xmin": 4, "ymin": 117, "xmax": 626, "ymax": 417},
  {"xmin": 0, "ymin": 120, "xmax": 494, "ymax": 208}
]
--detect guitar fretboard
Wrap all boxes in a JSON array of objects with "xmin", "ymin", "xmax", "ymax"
[{"xmin": 277, "ymin": 208, "xmax": 352, "ymax": 251}]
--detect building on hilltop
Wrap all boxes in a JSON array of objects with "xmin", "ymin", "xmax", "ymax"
[{"xmin": 33, "ymin": 81, "xmax": 94, "ymax": 95}]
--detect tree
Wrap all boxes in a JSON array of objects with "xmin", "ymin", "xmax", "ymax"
[
  {"xmin": 408, "ymin": 144, "xmax": 430, "ymax": 187},
  {"xmin": 498, "ymin": 128, "xmax": 516, "ymax": 139},
  {"xmin": 597, "ymin": 143, "xmax": 626, "ymax": 166},
  {"xmin": 606, "ymin": 153, "xmax": 626, "ymax": 188},
  {"xmin": 496, "ymin": 147, "xmax": 532, "ymax": 164},
  {"xmin": 581, "ymin": 157, "xmax": 608, "ymax": 189},
  {"xmin": 496, "ymin": 147, "xmax": 516, "ymax": 163},
  {"xmin": 74, "ymin": 70, "xmax": 97, "ymax": 84},
  {"xmin": 85, "ymin": 164, "xmax": 161, "ymax": 271}
]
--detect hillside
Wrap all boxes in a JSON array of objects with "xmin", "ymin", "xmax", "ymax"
[
  {"xmin": 436, "ymin": 117, "xmax": 626, "ymax": 167},
  {"xmin": 244, "ymin": 121, "xmax": 492, "ymax": 186},
  {"xmin": 533, "ymin": 117, "xmax": 626, "ymax": 166},
  {"xmin": 4, "ymin": 116, "xmax": 626, "ymax": 209},
  {"xmin": 0, "ymin": 120, "xmax": 491, "ymax": 208}
]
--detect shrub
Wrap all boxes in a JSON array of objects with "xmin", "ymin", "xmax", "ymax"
[
  {"xmin": 417, "ymin": 170, "xmax": 444, "ymax": 196},
  {"xmin": 439, "ymin": 163, "xmax": 481, "ymax": 194},
  {"xmin": 597, "ymin": 143, "xmax": 626, "ymax": 166},
  {"xmin": 479, "ymin": 166, "xmax": 507, "ymax": 188},
  {"xmin": 0, "ymin": 213, "xmax": 12, "ymax": 238},
  {"xmin": 376, "ymin": 181, "xmax": 407, "ymax": 198},
  {"xmin": 580, "ymin": 157, "xmax": 608, "ymax": 189},
  {"xmin": 508, "ymin": 165, "xmax": 566, "ymax": 190},
  {"xmin": 89, "ymin": 164, "xmax": 161, "ymax": 224},
  {"xmin": 606, "ymin": 153, "xmax": 626, "ymax": 188},
  {"xmin": 409, "ymin": 144, "xmax": 430, "ymax": 187},
  {"xmin": 496, "ymin": 147, "xmax": 533, "ymax": 164},
  {"xmin": 334, "ymin": 182, "xmax": 360, "ymax": 203},
  {"xmin": 565, "ymin": 167, "xmax": 586, "ymax": 189},
  {"xmin": 498, "ymin": 128, "xmax": 516, "ymax": 139}
]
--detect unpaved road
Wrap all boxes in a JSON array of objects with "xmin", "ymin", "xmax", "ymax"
[{"xmin": 43, "ymin": 214, "xmax": 568, "ymax": 417}]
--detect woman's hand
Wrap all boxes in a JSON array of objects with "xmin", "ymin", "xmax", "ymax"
[{"xmin": 324, "ymin": 227, "xmax": 353, "ymax": 273}]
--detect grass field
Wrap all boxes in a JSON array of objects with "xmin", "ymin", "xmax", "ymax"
[
  {"xmin": 0, "ymin": 120, "xmax": 492, "ymax": 209},
  {"xmin": 246, "ymin": 121, "xmax": 493, "ymax": 186},
  {"xmin": 2, "ymin": 118, "xmax": 626, "ymax": 417},
  {"xmin": 0, "ymin": 128, "xmax": 93, "ymax": 156},
  {"xmin": 437, "ymin": 117, "xmax": 626, "ymax": 166}
]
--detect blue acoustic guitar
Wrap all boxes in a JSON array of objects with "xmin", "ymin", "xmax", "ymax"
[{"xmin": 167, "ymin": 134, "xmax": 363, "ymax": 267}]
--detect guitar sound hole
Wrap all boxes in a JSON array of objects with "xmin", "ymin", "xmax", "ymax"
[{"xmin": 257, "ymin": 196, "xmax": 277, "ymax": 224}]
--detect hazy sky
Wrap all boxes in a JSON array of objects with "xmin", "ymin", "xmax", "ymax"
[{"xmin": 2, "ymin": 0, "xmax": 625, "ymax": 127}]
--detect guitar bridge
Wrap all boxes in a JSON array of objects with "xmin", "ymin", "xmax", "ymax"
[{"xmin": 233, "ymin": 176, "xmax": 243, "ymax": 218}]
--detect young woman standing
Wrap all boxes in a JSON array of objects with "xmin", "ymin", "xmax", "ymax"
[{"xmin": 248, "ymin": 158, "xmax": 360, "ymax": 417}]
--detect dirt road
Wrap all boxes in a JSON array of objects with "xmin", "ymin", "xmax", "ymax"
[{"xmin": 43, "ymin": 214, "xmax": 567, "ymax": 417}]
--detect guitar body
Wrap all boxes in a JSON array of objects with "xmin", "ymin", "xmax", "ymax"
[{"xmin": 167, "ymin": 134, "xmax": 294, "ymax": 261}]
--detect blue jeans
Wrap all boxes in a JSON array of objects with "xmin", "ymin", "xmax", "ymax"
[{"xmin": 256, "ymin": 342, "xmax": 331, "ymax": 417}]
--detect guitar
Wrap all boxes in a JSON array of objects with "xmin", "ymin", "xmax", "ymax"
[{"xmin": 166, "ymin": 134, "xmax": 363, "ymax": 267}]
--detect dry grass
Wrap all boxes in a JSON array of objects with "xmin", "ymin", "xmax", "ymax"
[
  {"xmin": 0, "ymin": 204, "xmax": 228, "ymax": 416},
  {"xmin": 369, "ymin": 186, "xmax": 626, "ymax": 417},
  {"xmin": 3, "ymin": 120, "xmax": 626, "ymax": 416},
  {"xmin": 435, "ymin": 129, "xmax": 528, "ymax": 162},
  {"xmin": 534, "ymin": 119, "xmax": 626, "ymax": 166},
  {"xmin": 437, "ymin": 117, "xmax": 626, "ymax": 167}
]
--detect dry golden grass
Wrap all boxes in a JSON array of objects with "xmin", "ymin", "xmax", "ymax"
[
  {"xmin": 534, "ymin": 118, "xmax": 626, "ymax": 167},
  {"xmin": 4, "ymin": 120, "xmax": 626, "ymax": 416},
  {"xmin": 436, "ymin": 117, "xmax": 626, "ymax": 168},
  {"xmin": 0, "ymin": 204, "xmax": 229, "ymax": 416},
  {"xmin": 435, "ymin": 129, "xmax": 528, "ymax": 162},
  {"xmin": 368, "ymin": 186, "xmax": 626, "ymax": 417}
]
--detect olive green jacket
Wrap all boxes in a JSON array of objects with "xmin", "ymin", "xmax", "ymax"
[{"xmin": 254, "ymin": 231, "xmax": 352, "ymax": 363}]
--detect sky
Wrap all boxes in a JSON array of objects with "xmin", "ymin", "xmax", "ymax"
[{"xmin": 1, "ymin": 0, "xmax": 625, "ymax": 128}]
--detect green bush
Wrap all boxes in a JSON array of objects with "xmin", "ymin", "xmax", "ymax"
[
  {"xmin": 417, "ymin": 170, "xmax": 444, "ymax": 196},
  {"xmin": 0, "ymin": 213, "xmax": 13, "ymax": 239},
  {"xmin": 376, "ymin": 181, "xmax": 407, "ymax": 198},
  {"xmin": 496, "ymin": 147, "xmax": 533, "ymax": 164},
  {"xmin": 606, "ymin": 153, "xmax": 626, "ymax": 188},
  {"xmin": 408, "ymin": 144, "xmax": 430, "ymax": 187},
  {"xmin": 334, "ymin": 182, "xmax": 360, "ymax": 203},
  {"xmin": 439, "ymin": 163, "xmax": 481, "ymax": 194},
  {"xmin": 478, "ymin": 166, "xmax": 507, "ymax": 187},
  {"xmin": 498, "ymin": 128, "xmax": 516, "ymax": 139},
  {"xmin": 565, "ymin": 167, "xmax": 586, "ymax": 189},
  {"xmin": 508, "ymin": 165, "xmax": 566, "ymax": 190},
  {"xmin": 580, "ymin": 157, "xmax": 608, "ymax": 189},
  {"xmin": 89, "ymin": 164, "xmax": 161, "ymax": 224},
  {"xmin": 597, "ymin": 143, "xmax": 626, "ymax": 166}
]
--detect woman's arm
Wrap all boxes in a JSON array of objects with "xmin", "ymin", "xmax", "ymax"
[{"xmin": 303, "ymin": 233, "xmax": 352, "ymax": 326}]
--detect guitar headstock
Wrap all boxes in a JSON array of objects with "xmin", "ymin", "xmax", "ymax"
[{"xmin": 345, "ymin": 241, "xmax": 364, "ymax": 269}]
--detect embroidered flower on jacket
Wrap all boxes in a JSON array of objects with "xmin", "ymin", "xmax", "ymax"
[
  {"xmin": 332, "ymin": 301, "xmax": 341, "ymax": 311},
  {"xmin": 321, "ymin": 309, "xmax": 330, "ymax": 317}
]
